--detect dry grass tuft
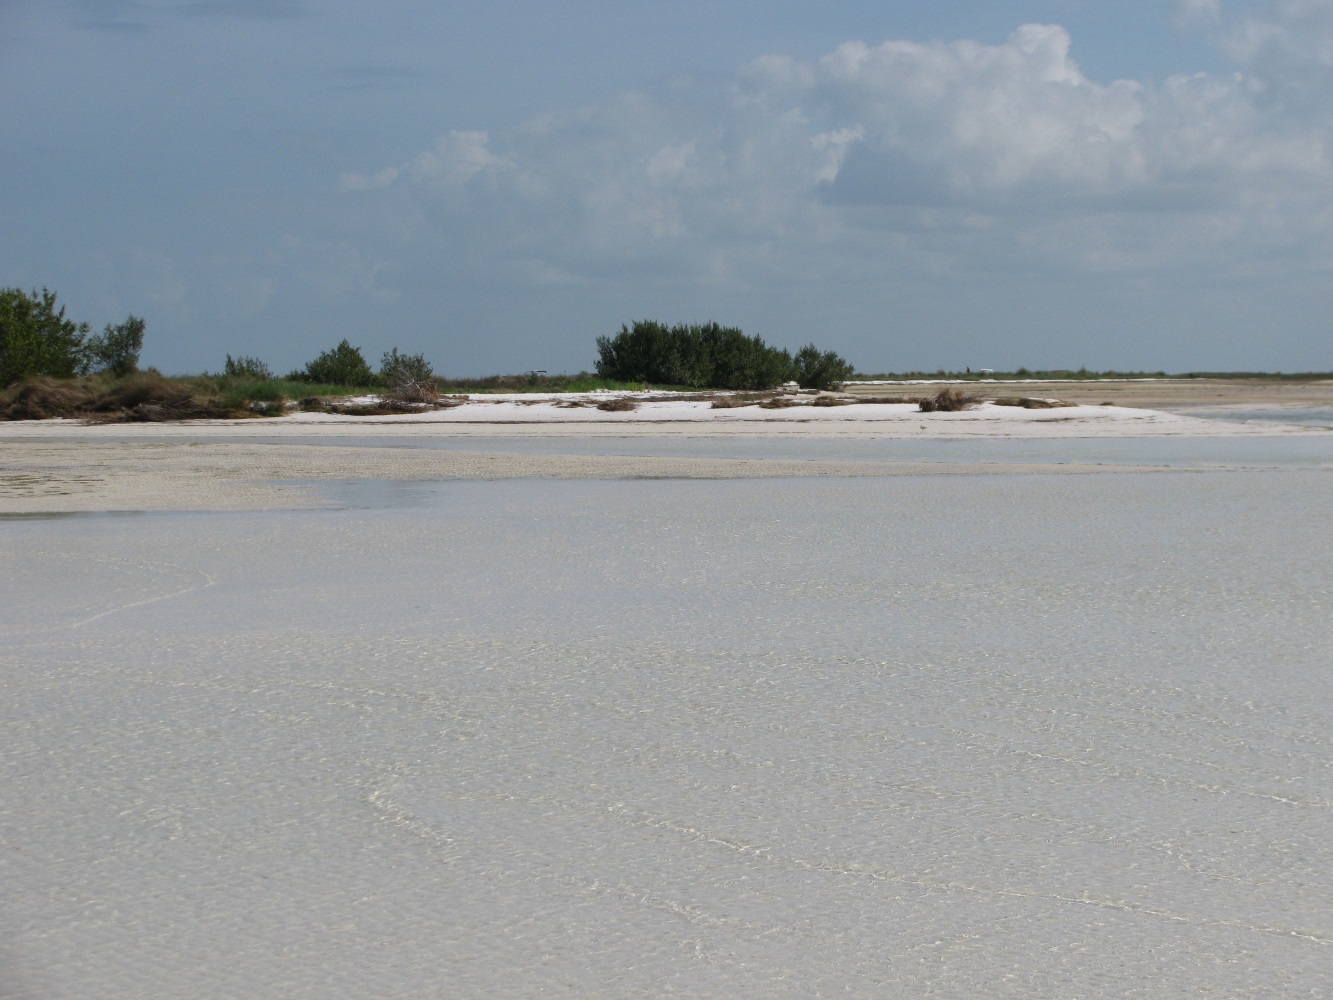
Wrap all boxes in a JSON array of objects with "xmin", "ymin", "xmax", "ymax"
[
  {"xmin": 86, "ymin": 374, "xmax": 236, "ymax": 422},
  {"xmin": 595, "ymin": 397, "xmax": 637, "ymax": 411},
  {"xmin": 809, "ymin": 395, "xmax": 851, "ymax": 407},
  {"xmin": 384, "ymin": 371, "xmax": 439, "ymax": 405},
  {"xmin": 709, "ymin": 394, "xmax": 764, "ymax": 408},
  {"xmin": 321, "ymin": 402, "xmax": 419, "ymax": 416},
  {"xmin": 4, "ymin": 377, "xmax": 94, "ymax": 419},
  {"xmin": 852, "ymin": 395, "xmax": 915, "ymax": 405},
  {"xmin": 919, "ymin": 387, "xmax": 981, "ymax": 412},
  {"xmin": 991, "ymin": 396, "xmax": 1076, "ymax": 409},
  {"xmin": 758, "ymin": 396, "xmax": 801, "ymax": 408}
]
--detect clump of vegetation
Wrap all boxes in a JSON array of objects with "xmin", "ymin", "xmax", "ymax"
[
  {"xmin": 86, "ymin": 373, "xmax": 231, "ymax": 421},
  {"xmin": 595, "ymin": 397, "xmax": 637, "ymax": 411},
  {"xmin": 4, "ymin": 377, "xmax": 95, "ymax": 419},
  {"xmin": 793, "ymin": 344, "xmax": 855, "ymax": 390},
  {"xmin": 379, "ymin": 347, "xmax": 433, "ymax": 383},
  {"xmin": 302, "ymin": 339, "xmax": 377, "ymax": 387},
  {"xmin": 594, "ymin": 320, "xmax": 852, "ymax": 391},
  {"xmin": 85, "ymin": 316, "xmax": 145, "ymax": 377},
  {"xmin": 919, "ymin": 387, "xmax": 981, "ymax": 412},
  {"xmin": 380, "ymin": 347, "xmax": 438, "ymax": 404},
  {"xmin": 809, "ymin": 395, "xmax": 851, "ymax": 407},
  {"xmin": 224, "ymin": 354, "xmax": 274, "ymax": 380},
  {"xmin": 758, "ymin": 395, "xmax": 801, "ymax": 408},
  {"xmin": 321, "ymin": 400, "xmax": 422, "ymax": 416}
]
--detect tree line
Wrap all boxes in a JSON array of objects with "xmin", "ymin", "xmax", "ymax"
[{"xmin": 5, "ymin": 286, "xmax": 854, "ymax": 393}]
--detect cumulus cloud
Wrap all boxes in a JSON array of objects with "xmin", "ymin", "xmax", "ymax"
[{"xmin": 340, "ymin": 20, "xmax": 1333, "ymax": 287}]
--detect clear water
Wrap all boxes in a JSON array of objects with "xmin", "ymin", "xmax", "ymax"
[
  {"xmin": 1170, "ymin": 405, "xmax": 1333, "ymax": 429},
  {"xmin": 2, "ymin": 471, "xmax": 1329, "ymax": 998}
]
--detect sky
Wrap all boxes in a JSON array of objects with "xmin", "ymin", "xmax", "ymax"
[{"xmin": 2, "ymin": 0, "xmax": 1332, "ymax": 376}]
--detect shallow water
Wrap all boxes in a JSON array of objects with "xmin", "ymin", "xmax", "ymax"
[
  {"xmin": 2, "ymin": 471, "xmax": 1330, "ymax": 998},
  {"xmin": 1170, "ymin": 405, "xmax": 1333, "ymax": 429}
]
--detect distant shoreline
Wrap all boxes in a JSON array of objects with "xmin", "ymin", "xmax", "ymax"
[{"xmin": 838, "ymin": 377, "xmax": 1333, "ymax": 410}]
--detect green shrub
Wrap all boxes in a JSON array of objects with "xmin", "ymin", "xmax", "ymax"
[
  {"xmin": 793, "ymin": 344, "xmax": 854, "ymax": 390},
  {"xmin": 224, "ymin": 354, "xmax": 274, "ymax": 380},
  {"xmin": 302, "ymin": 339, "xmax": 377, "ymax": 387},
  {"xmin": 379, "ymin": 347, "xmax": 433, "ymax": 383},
  {"xmin": 86, "ymin": 316, "xmax": 145, "ymax": 377}
]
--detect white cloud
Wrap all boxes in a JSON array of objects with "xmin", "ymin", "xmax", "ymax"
[
  {"xmin": 404, "ymin": 130, "xmax": 509, "ymax": 186},
  {"xmin": 339, "ymin": 21, "xmax": 1333, "ymax": 289}
]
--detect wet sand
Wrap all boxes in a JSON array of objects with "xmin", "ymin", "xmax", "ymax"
[{"xmin": 1, "ymin": 439, "xmax": 1190, "ymax": 514}]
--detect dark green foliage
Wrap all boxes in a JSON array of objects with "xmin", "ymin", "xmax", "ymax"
[
  {"xmin": 0, "ymin": 287, "xmax": 90, "ymax": 385},
  {"xmin": 224, "ymin": 354, "xmax": 274, "ymax": 380},
  {"xmin": 379, "ymin": 347, "xmax": 434, "ymax": 383},
  {"xmin": 595, "ymin": 320, "xmax": 798, "ymax": 390},
  {"xmin": 302, "ymin": 339, "xmax": 377, "ymax": 387},
  {"xmin": 86, "ymin": 315, "xmax": 146, "ymax": 377},
  {"xmin": 793, "ymin": 344, "xmax": 854, "ymax": 390}
]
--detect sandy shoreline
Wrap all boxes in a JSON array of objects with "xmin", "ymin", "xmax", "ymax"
[{"xmin": 2, "ymin": 392, "xmax": 1328, "ymax": 513}]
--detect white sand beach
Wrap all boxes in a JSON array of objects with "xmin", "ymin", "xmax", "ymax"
[{"xmin": 6, "ymin": 391, "xmax": 1329, "ymax": 439}]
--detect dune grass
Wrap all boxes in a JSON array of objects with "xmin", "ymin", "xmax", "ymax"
[{"xmin": 918, "ymin": 387, "xmax": 982, "ymax": 412}]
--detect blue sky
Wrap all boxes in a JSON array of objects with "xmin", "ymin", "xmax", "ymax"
[{"xmin": 2, "ymin": 1, "xmax": 1331, "ymax": 375}]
